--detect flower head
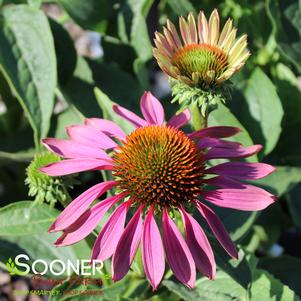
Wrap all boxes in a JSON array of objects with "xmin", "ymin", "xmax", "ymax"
[
  {"xmin": 41, "ymin": 92, "xmax": 275, "ymax": 290},
  {"xmin": 153, "ymin": 9, "xmax": 250, "ymax": 87}
]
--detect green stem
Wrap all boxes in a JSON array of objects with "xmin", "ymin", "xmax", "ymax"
[{"xmin": 191, "ymin": 101, "xmax": 208, "ymax": 130}]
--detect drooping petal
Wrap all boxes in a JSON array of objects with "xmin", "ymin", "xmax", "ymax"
[
  {"xmin": 85, "ymin": 118, "xmax": 127, "ymax": 140},
  {"xmin": 67, "ymin": 125, "xmax": 117, "ymax": 149},
  {"xmin": 197, "ymin": 202, "xmax": 238, "ymax": 259},
  {"xmin": 180, "ymin": 208, "xmax": 216, "ymax": 279},
  {"xmin": 42, "ymin": 138, "xmax": 109, "ymax": 159},
  {"xmin": 167, "ymin": 109, "xmax": 191, "ymax": 129},
  {"xmin": 140, "ymin": 92, "xmax": 165, "ymax": 125},
  {"xmin": 205, "ymin": 162, "xmax": 275, "ymax": 180},
  {"xmin": 92, "ymin": 201, "xmax": 131, "ymax": 261},
  {"xmin": 198, "ymin": 137, "xmax": 241, "ymax": 149},
  {"xmin": 189, "ymin": 126, "xmax": 241, "ymax": 139},
  {"xmin": 142, "ymin": 206, "xmax": 165, "ymax": 290},
  {"xmin": 113, "ymin": 104, "xmax": 148, "ymax": 128},
  {"xmin": 162, "ymin": 208, "xmax": 196, "ymax": 288},
  {"xmin": 112, "ymin": 206, "xmax": 144, "ymax": 281},
  {"xmin": 205, "ymin": 144, "xmax": 262, "ymax": 160},
  {"xmin": 48, "ymin": 181, "xmax": 117, "ymax": 232},
  {"xmin": 40, "ymin": 158, "xmax": 113, "ymax": 176},
  {"xmin": 201, "ymin": 181, "xmax": 275, "ymax": 211},
  {"xmin": 55, "ymin": 193, "xmax": 126, "ymax": 246}
]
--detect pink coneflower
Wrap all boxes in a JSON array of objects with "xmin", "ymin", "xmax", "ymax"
[{"xmin": 41, "ymin": 92, "xmax": 275, "ymax": 290}]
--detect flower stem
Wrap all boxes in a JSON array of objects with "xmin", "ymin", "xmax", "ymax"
[{"xmin": 191, "ymin": 101, "xmax": 208, "ymax": 130}]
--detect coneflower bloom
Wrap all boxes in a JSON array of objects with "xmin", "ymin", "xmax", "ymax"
[
  {"xmin": 41, "ymin": 92, "xmax": 275, "ymax": 290},
  {"xmin": 153, "ymin": 9, "xmax": 250, "ymax": 86}
]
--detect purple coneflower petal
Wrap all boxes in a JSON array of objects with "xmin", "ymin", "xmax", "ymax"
[
  {"xmin": 162, "ymin": 208, "xmax": 196, "ymax": 288},
  {"xmin": 198, "ymin": 137, "xmax": 241, "ymax": 149},
  {"xmin": 142, "ymin": 206, "xmax": 165, "ymax": 291},
  {"xmin": 189, "ymin": 126, "xmax": 241, "ymax": 139},
  {"xmin": 201, "ymin": 184, "xmax": 275, "ymax": 211},
  {"xmin": 92, "ymin": 201, "xmax": 131, "ymax": 261},
  {"xmin": 180, "ymin": 208, "xmax": 216, "ymax": 279},
  {"xmin": 40, "ymin": 158, "xmax": 113, "ymax": 176},
  {"xmin": 48, "ymin": 181, "xmax": 117, "ymax": 232},
  {"xmin": 112, "ymin": 206, "xmax": 144, "ymax": 281},
  {"xmin": 205, "ymin": 162, "xmax": 276, "ymax": 180},
  {"xmin": 67, "ymin": 125, "xmax": 117, "ymax": 149},
  {"xmin": 42, "ymin": 138, "xmax": 109, "ymax": 159},
  {"xmin": 54, "ymin": 193, "xmax": 126, "ymax": 246},
  {"xmin": 140, "ymin": 92, "xmax": 165, "ymax": 125},
  {"xmin": 205, "ymin": 144, "xmax": 262, "ymax": 160},
  {"xmin": 167, "ymin": 109, "xmax": 191, "ymax": 129},
  {"xmin": 85, "ymin": 118, "xmax": 127, "ymax": 140},
  {"xmin": 113, "ymin": 104, "xmax": 148, "ymax": 128},
  {"xmin": 197, "ymin": 202, "xmax": 238, "ymax": 259}
]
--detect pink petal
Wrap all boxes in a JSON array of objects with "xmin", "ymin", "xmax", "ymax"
[
  {"xmin": 142, "ymin": 206, "xmax": 165, "ymax": 290},
  {"xmin": 92, "ymin": 201, "xmax": 131, "ymax": 261},
  {"xmin": 48, "ymin": 181, "xmax": 117, "ymax": 232},
  {"xmin": 112, "ymin": 206, "xmax": 144, "ymax": 281},
  {"xmin": 167, "ymin": 109, "xmax": 191, "ymax": 129},
  {"xmin": 67, "ymin": 125, "xmax": 117, "ymax": 149},
  {"xmin": 55, "ymin": 193, "xmax": 126, "ymax": 246},
  {"xmin": 42, "ymin": 138, "xmax": 109, "ymax": 159},
  {"xmin": 162, "ymin": 208, "xmax": 196, "ymax": 288},
  {"xmin": 205, "ymin": 162, "xmax": 276, "ymax": 180},
  {"xmin": 113, "ymin": 104, "xmax": 148, "ymax": 128},
  {"xmin": 180, "ymin": 208, "xmax": 216, "ymax": 279},
  {"xmin": 189, "ymin": 126, "xmax": 241, "ymax": 139},
  {"xmin": 85, "ymin": 118, "xmax": 126, "ymax": 140},
  {"xmin": 39, "ymin": 158, "xmax": 113, "ymax": 176},
  {"xmin": 201, "ymin": 182, "xmax": 275, "ymax": 211},
  {"xmin": 140, "ymin": 91, "xmax": 165, "ymax": 125},
  {"xmin": 205, "ymin": 145, "xmax": 262, "ymax": 160},
  {"xmin": 198, "ymin": 137, "xmax": 241, "ymax": 149},
  {"xmin": 197, "ymin": 202, "xmax": 238, "ymax": 259}
]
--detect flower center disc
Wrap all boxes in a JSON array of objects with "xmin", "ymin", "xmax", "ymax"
[
  {"xmin": 172, "ymin": 43, "xmax": 228, "ymax": 82},
  {"xmin": 113, "ymin": 125, "xmax": 204, "ymax": 207}
]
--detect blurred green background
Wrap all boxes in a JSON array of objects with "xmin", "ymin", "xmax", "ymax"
[{"xmin": 0, "ymin": 0, "xmax": 301, "ymax": 300}]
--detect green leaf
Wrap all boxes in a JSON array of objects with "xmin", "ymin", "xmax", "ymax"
[
  {"xmin": 57, "ymin": 0, "xmax": 117, "ymax": 31},
  {"xmin": 258, "ymin": 256, "xmax": 301, "ymax": 297},
  {"xmin": 285, "ymin": 3, "xmax": 301, "ymax": 38},
  {"xmin": 166, "ymin": 0, "xmax": 196, "ymax": 15},
  {"xmin": 163, "ymin": 270, "xmax": 247, "ymax": 301},
  {"xmin": 0, "ymin": 201, "xmax": 58, "ymax": 236},
  {"xmin": 287, "ymin": 184, "xmax": 301, "ymax": 228},
  {"xmin": 94, "ymin": 87, "xmax": 134, "ymax": 135},
  {"xmin": 128, "ymin": 0, "xmax": 154, "ymax": 62},
  {"xmin": 49, "ymin": 18, "xmax": 77, "ymax": 86},
  {"xmin": 0, "ymin": 5, "xmax": 56, "ymax": 146},
  {"xmin": 242, "ymin": 67, "xmax": 283, "ymax": 156},
  {"xmin": 273, "ymin": 63, "xmax": 301, "ymax": 128},
  {"xmin": 253, "ymin": 166, "xmax": 301, "ymax": 197},
  {"xmin": 250, "ymin": 269, "xmax": 300, "ymax": 301}
]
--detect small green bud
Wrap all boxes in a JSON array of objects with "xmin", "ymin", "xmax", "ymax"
[{"xmin": 25, "ymin": 152, "xmax": 69, "ymax": 207}]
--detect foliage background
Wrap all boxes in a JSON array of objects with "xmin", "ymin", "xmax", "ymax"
[{"xmin": 0, "ymin": 0, "xmax": 301, "ymax": 300}]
